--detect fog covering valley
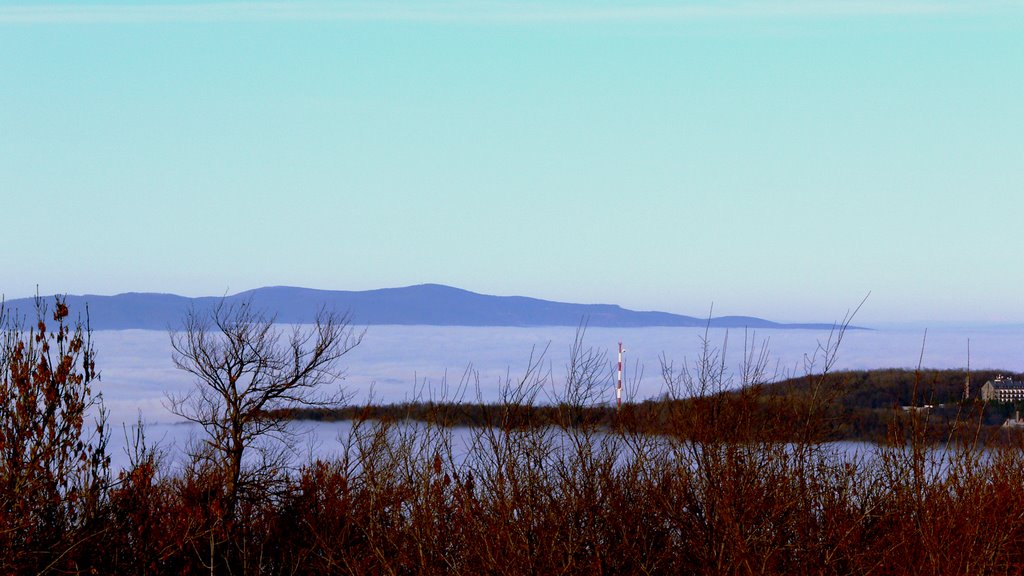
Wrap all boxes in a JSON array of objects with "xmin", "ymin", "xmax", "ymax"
[{"xmin": 95, "ymin": 324, "xmax": 1024, "ymax": 469}]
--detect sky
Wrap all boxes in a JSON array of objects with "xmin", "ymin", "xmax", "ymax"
[{"xmin": 2, "ymin": 1, "xmax": 1022, "ymax": 325}]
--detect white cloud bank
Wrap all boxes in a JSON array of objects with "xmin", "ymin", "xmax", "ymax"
[
  {"xmin": 94, "ymin": 324, "xmax": 1024, "ymax": 470},
  {"xmin": 94, "ymin": 325, "xmax": 1024, "ymax": 425}
]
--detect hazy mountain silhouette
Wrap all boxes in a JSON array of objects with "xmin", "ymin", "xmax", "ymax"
[{"xmin": 2, "ymin": 284, "xmax": 853, "ymax": 330}]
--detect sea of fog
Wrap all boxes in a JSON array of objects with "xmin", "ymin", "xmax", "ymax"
[{"xmin": 92, "ymin": 325, "xmax": 1024, "ymax": 470}]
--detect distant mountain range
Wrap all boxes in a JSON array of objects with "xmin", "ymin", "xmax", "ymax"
[{"xmin": 1, "ymin": 284, "xmax": 854, "ymax": 331}]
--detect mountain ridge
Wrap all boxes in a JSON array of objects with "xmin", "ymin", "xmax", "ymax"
[{"xmin": 1, "ymin": 284, "xmax": 858, "ymax": 331}]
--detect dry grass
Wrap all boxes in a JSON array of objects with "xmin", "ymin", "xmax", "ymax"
[{"xmin": 7, "ymin": 305, "xmax": 1024, "ymax": 574}]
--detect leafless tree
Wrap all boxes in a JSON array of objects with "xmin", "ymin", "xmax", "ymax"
[{"xmin": 167, "ymin": 299, "xmax": 363, "ymax": 522}]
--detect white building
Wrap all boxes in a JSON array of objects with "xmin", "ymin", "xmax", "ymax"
[{"xmin": 981, "ymin": 376, "xmax": 1024, "ymax": 403}]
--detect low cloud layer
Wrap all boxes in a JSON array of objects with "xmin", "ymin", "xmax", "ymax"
[
  {"xmin": 95, "ymin": 324, "xmax": 1024, "ymax": 470},
  {"xmin": 94, "ymin": 324, "xmax": 1024, "ymax": 424}
]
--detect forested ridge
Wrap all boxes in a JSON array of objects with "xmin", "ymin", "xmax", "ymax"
[{"xmin": 282, "ymin": 368, "xmax": 1024, "ymax": 443}]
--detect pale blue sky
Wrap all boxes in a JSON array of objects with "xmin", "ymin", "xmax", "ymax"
[{"xmin": 2, "ymin": 1, "xmax": 1022, "ymax": 324}]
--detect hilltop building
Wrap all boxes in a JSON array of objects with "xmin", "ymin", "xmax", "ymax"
[{"xmin": 981, "ymin": 376, "xmax": 1024, "ymax": 403}]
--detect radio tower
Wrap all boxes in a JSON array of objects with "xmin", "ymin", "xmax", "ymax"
[{"xmin": 617, "ymin": 342, "xmax": 625, "ymax": 409}]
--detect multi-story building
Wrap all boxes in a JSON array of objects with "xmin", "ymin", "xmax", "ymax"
[{"xmin": 981, "ymin": 376, "xmax": 1024, "ymax": 403}]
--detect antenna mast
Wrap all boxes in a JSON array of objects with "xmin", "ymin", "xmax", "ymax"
[{"xmin": 617, "ymin": 341, "xmax": 624, "ymax": 409}]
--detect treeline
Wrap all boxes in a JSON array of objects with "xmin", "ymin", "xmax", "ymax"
[
  {"xmin": 765, "ymin": 368, "xmax": 1024, "ymax": 442},
  {"xmin": 8, "ymin": 298, "xmax": 1024, "ymax": 574},
  {"xmin": 280, "ymin": 368, "xmax": 1024, "ymax": 443}
]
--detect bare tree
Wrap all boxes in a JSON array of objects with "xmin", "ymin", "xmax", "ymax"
[{"xmin": 167, "ymin": 299, "xmax": 363, "ymax": 522}]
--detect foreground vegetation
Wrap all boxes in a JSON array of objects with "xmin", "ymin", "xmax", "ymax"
[{"xmin": 6, "ymin": 297, "xmax": 1024, "ymax": 574}]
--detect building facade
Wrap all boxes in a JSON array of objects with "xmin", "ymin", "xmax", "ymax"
[{"xmin": 981, "ymin": 376, "xmax": 1024, "ymax": 403}]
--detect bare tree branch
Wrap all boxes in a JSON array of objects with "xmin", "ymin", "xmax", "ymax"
[{"xmin": 166, "ymin": 298, "xmax": 363, "ymax": 528}]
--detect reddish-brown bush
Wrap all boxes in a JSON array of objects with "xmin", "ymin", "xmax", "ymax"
[
  {"xmin": 10, "ymin": 303, "xmax": 1024, "ymax": 574},
  {"xmin": 0, "ymin": 296, "xmax": 109, "ymax": 574}
]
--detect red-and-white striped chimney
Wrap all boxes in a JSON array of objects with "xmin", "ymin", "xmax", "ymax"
[{"xmin": 617, "ymin": 341, "xmax": 624, "ymax": 409}]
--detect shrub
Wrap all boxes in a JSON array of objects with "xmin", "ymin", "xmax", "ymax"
[{"xmin": 0, "ymin": 296, "xmax": 109, "ymax": 573}]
